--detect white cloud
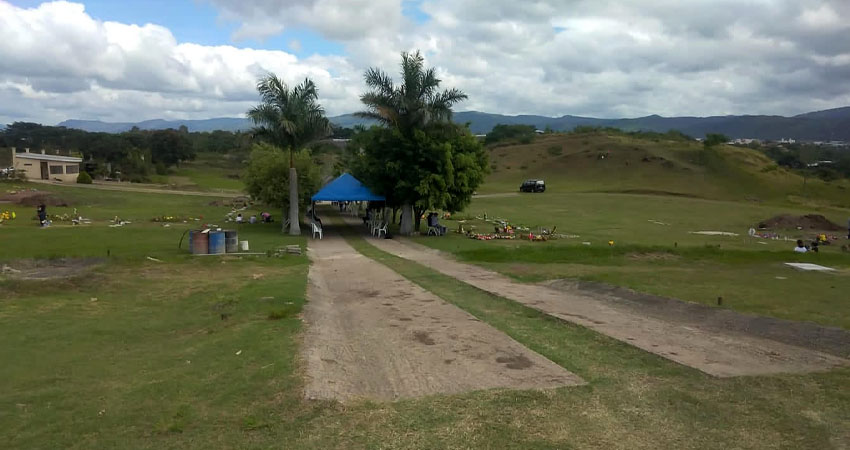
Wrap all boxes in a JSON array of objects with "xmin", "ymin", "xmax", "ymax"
[
  {"xmin": 1, "ymin": 0, "xmax": 850, "ymax": 125},
  {"xmin": 0, "ymin": 0, "xmax": 363, "ymax": 124},
  {"xmin": 205, "ymin": 0, "xmax": 406, "ymax": 41}
]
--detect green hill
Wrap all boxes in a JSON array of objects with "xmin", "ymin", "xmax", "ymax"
[{"xmin": 482, "ymin": 131, "xmax": 850, "ymax": 208}]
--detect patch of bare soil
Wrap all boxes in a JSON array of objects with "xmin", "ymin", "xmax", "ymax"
[
  {"xmin": 1, "ymin": 258, "xmax": 103, "ymax": 280},
  {"xmin": 548, "ymin": 279, "xmax": 850, "ymax": 359},
  {"xmin": 758, "ymin": 214, "xmax": 844, "ymax": 231},
  {"xmin": 302, "ymin": 232, "xmax": 583, "ymax": 403},
  {"xmin": 0, "ymin": 190, "xmax": 70, "ymax": 207},
  {"xmin": 357, "ymin": 228, "xmax": 848, "ymax": 377}
]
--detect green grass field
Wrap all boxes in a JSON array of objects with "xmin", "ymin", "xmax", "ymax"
[
  {"xmin": 3, "ymin": 130, "xmax": 850, "ymax": 449},
  {"xmin": 413, "ymin": 133, "xmax": 850, "ymax": 330},
  {"xmin": 148, "ymin": 152, "xmax": 245, "ymax": 192},
  {"xmin": 415, "ymin": 193, "xmax": 850, "ymax": 329},
  {"xmin": 483, "ymin": 132, "xmax": 850, "ymax": 209}
]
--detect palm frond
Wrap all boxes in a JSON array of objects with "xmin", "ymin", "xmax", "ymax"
[
  {"xmin": 364, "ymin": 68, "xmax": 395, "ymax": 96},
  {"xmin": 249, "ymin": 73, "xmax": 330, "ymax": 151}
]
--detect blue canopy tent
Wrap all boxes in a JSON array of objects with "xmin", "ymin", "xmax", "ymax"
[{"xmin": 311, "ymin": 173, "xmax": 385, "ymax": 202}]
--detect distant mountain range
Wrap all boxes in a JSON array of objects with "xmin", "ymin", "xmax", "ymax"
[
  {"xmin": 57, "ymin": 106, "xmax": 850, "ymax": 141},
  {"xmin": 57, "ymin": 118, "xmax": 253, "ymax": 133}
]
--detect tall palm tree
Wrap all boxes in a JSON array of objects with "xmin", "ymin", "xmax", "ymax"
[
  {"xmin": 357, "ymin": 50, "xmax": 467, "ymax": 234},
  {"xmin": 357, "ymin": 50, "xmax": 467, "ymax": 136},
  {"xmin": 248, "ymin": 75, "xmax": 331, "ymax": 235}
]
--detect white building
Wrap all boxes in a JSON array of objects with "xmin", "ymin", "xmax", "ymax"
[{"xmin": 11, "ymin": 148, "xmax": 83, "ymax": 182}]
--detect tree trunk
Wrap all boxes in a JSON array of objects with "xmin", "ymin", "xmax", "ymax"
[
  {"xmin": 288, "ymin": 167, "xmax": 300, "ymax": 235},
  {"xmin": 281, "ymin": 205, "xmax": 286, "ymax": 232},
  {"xmin": 414, "ymin": 206, "xmax": 425, "ymax": 232},
  {"xmin": 392, "ymin": 207, "xmax": 398, "ymax": 225},
  {"xmin": 399, "ymin": 204, "xmax": 414, "ymax": 235}
]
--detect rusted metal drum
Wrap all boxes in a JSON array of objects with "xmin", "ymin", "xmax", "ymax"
[{"xmin": 190, "ymin": 230, "xmax": 209, "ymax": 254}]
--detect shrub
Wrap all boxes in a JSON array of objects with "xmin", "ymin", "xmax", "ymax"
[
  {"xmin": 76, "ymin": 171, "xmax": 93, "ymax": 184},
  {"xmin": 703, "ymin": 133, "xmax": 729, "ymax": 148},
  {"xmin": 485, "ymin": 124, "xmax": 536, "ymax": 145}
]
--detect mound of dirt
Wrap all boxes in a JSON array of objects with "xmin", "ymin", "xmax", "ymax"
[
  {"xmin": 758, "ymin": 214, "xmax": 843, "ymax": 231},
  {"xmin": 1, "ymin": 258, "xmax": 103, "ymax": 280},
  {"xmin": 0, "ymin": 190, "xmax": 70, "ymax": 207}
]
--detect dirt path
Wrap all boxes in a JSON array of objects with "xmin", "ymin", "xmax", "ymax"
[
  {"xmin": 472, "ymin": 192, "xmax": 519, "ymax": 199},
  {"xmin": 350, "ymin": 227, "xmax": 848, "ymax": 377},
  {"xmin": 302, "ymin": 229, "xmax": 584, "ymax": 402},
  {"xmin": 26, "ymin": 179, "xmax": 241, "ymax": 198}
]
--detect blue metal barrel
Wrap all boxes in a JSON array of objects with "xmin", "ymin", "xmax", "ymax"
[{"xmin": 208, "ymin": 231, "xmax": 226, "ymax": 254}]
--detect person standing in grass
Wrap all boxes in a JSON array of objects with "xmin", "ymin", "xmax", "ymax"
[{"xmin": 36, "ymin": 203, "xmax": 47, "ymax": 227}]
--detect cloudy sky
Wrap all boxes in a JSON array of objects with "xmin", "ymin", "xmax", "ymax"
[{"xmin": 1, "ymin": 0, "xmax": 849, "ymax": 125}]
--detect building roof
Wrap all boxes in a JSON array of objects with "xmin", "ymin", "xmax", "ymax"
[
  {"xmin": 311, "ymin": 173, "xmax": 386, "ymax": 202},
  {"xmin": 15, "ymin": 152, "xmax": 82, "ymax": 163}
]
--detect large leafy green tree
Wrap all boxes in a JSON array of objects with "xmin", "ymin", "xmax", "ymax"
[
  {"xmin": 248, "ymin": 75, "xmax": 331, "ymax": 235},
  {"xmin": 149, "ymin": 129, "xmax": 195, "ymax": 168},
  {"xmin": 348, "ymin": 122, "xmax": 488, "ymax": 232},
  {"xmin": 356, "ymin": 51, "xmax": 469, "ymax": 234},
  {"xmin": 243, "ymin": 143, "xmax": 320, "ymax": 231}
]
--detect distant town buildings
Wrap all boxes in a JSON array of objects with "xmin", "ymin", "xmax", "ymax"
[{"xmin": 730, "ymin": 138, "xmax": 761, "ymax": 145}]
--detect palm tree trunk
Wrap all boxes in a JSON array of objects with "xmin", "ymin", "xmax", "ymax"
[
  {"xmin": 399, "ymin": 204, "xmax": 413, "ymax": 235},
  {"xmin": 288, "ymin": 166, "xmax": 300, "ymax": 235}
]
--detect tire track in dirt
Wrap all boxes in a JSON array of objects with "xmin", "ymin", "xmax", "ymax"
[
  {"xmin": 301, "ymin": 231, "xmax": 584, "ymax": 403},
  {"xmin": 352, "ymin": 224, "xmax": 848, "ymax": 377}
]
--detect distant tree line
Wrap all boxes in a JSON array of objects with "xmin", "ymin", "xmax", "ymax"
[
  {"xmin": 758, "ymin": 142, "xmax": 850, "ymax": 181},
  {"xmin": 0, "ymin": 122, "xmax": 252, "ymax": 182},
  {"xmin": 483, "ymin": 124, "xmax": 699, "ymax": 147},
  {"xmin": 485, "ymin": 124, "xmax": 537, "ymax": 145}
]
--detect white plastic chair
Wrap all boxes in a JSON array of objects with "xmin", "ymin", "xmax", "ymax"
[
  {"xmin": 375, "ymin": 222, "xmax": 388, "ymax": 238},
  {"xmin": 311, "ymin": 222, "xmax": 323, "ymax": 239},
  {"xmin": 428, "ymin": 225, "xmax": 439, "ymax": 236}
]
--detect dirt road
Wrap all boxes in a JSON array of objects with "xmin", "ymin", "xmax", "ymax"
[
  {"xmin": 27, "ymin": 179, "xmax": 241, "ymax": 198},
  {"xmin": 357, "ymin": 233, "xmax": 849, "ymax": 377},
  {"xmin": 302, "ymin": 230, "xmax": 584, "ymax": 402}
]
